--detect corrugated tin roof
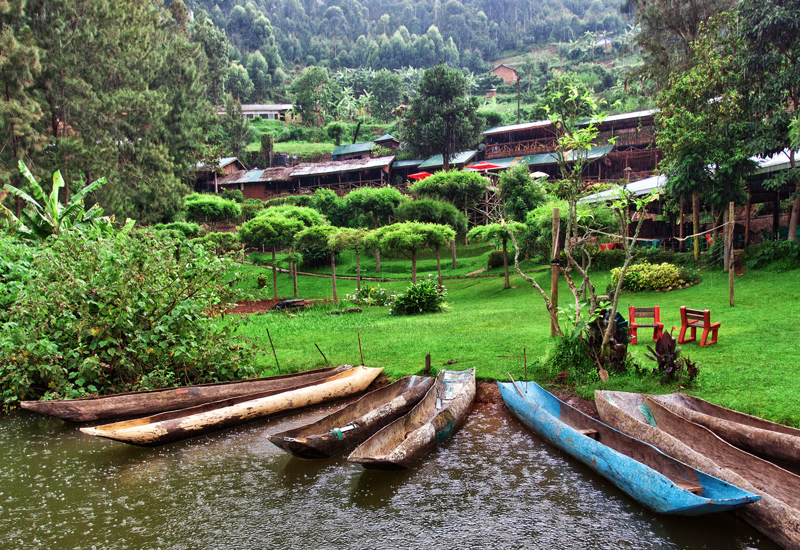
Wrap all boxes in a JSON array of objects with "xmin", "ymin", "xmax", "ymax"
[
  {"xmin": 241, "ymin": 104, "xmax": 293, "ymax": 111},
  {"xmin": 754, "ymin": 149, "xmax": 800, "ymax": 174},
  {"xmin": 485, "ymin": 144, "xmax": 612, "ymax": 168},
  {"xmin": 196, "ymin": 156, "xmax": 240, "ymax": 171},
  {"xmin": 374, "ymin": 133, "xmax": 397, "ymax": 143},
  {"xmin": 218, "ymin": 169, "xmax": 265, "ymax": 185},
  {"xmin": 393, "ymin": 159, "xmax": 424, "ymax": 168},
  {"xmin": 418, "ymin": 151, "xmax": 478, "ymax": 169},
  {"xmin": 291, "ymin": 155, "xmax": 395, "ymax": 177},
  {"xmin": 482, "ymin": 119, "xmax": 551, "ymax": 136},
  {"xmin": 580, "ymin": 175, "xmax": 667, "ymax": 203},
  {"xmin": 259, "ymin": 167, "xmax": 294, "ymax": 182},
  {"xmin": 332, "ymin": 141, "xmax": 375, "ymax": 156},
  {"xmin": 579, "ymin": 109, "xmax": 659, "ymax": 126}
]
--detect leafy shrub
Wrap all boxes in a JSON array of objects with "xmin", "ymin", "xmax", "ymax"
[
  {"xmin": 610, "ymin": 262, "xmax": 690, "ymax": 291},
  {"xmin": 192, "ymin": 232, "xmax": 241, "ymax": 255},
  {"xmin": 644, "ymin": 331, "xmax": 700, "ymax": 386},
  {"xmin": 742, "ymin": 240, "xmax": 800, "ymax": 271},
  {"xmin": 152, "ymin": 222, "xmax": 203, "ymax": 239},
  {"xmin": 389, "ymin": 275, "xmax": 447, "ymax": 315},
  {"xmin": 264, "ymin": 195, "xmax": 315, "ymax": 208},
  {"xmin": 544, "ymin": 335, "xmax": 594, "ymax": 382},
  {"xmin": 487, "ymin": 250, "xmax": 505, "ymax": 269},
  {"xmin": 220, "ymin": 189, "xmax": 244, "ymax": 203},
  {"xmin": 257, "ymin": 274, "xmax": 271, "ymax": 289},
  {"xmin": 240, "ymin": 202, "xmax": 264, "ymax": 222},
  {"xmin": 0, "ymin": 237, "xmax": 36, "ymax": 321},
  {"xmin": 0, "ymin": 229, "xmax": 258, "ymax": 409},
  {"xmin": 185, "ymin": 195, "xmax": 241, "ymax": 225},
  {"xmin": 348, "ymin": 285, "xmax": 393, "ymax": 306}
]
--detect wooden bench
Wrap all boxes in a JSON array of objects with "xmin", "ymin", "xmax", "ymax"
[
  {"xmin": 628, "ymin": 306, "xmax": 664, "ymax": 345},
  {"xmin": 678, "ymin": 307, "xmax": 721, "ymax": 346},
  {"xmin": 675, "ymin": 481, "xmax": 705, "ymax": 495}
]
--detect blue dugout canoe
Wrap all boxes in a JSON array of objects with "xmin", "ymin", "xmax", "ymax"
[{"xmin": 498, "ymin": 380, "xmax": 760, "ymax": 516}]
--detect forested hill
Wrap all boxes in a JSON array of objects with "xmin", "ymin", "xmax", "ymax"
[{"xmin": 194, "ymin": 0, "xmax": 625, "ymax": 73}]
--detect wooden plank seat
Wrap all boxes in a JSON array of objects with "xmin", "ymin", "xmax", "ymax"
[
  {"xmin": 578, "ymin": 428, "xmax": 600, "ymax": 440},
  {"xmin": 675, "ymin": 481, "xmax": 705, "ymax": 495},
  {"xmin": 628, "ymin": 306, "xmax": 664, "ymax": 345},
  {"xmin": 678, "ymin": 306, "xmax": 720, "ymax": 346}
]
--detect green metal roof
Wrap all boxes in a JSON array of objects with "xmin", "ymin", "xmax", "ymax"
[
  {"xmin": 418, "ymin": 150, "xmax": 478, "ymax": 169},
  {"xmin": 332, "ymin": 141, "xmax": 375, "ymax": 156},
  {"xmin": 487, "ymin": 144, "xmax": 613, "ymax": 168}
]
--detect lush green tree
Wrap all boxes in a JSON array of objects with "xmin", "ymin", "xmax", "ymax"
[
  {"xmin": 226, "ymin": 63, "xmax": 255, "ymax": 102},
  {"xmin": 740, "ymin": 0, "xmax": 800, "ymax": 240},
  {"xmin": 191, "ymin": 10, "xmax": 230, "ymax": 104},
  {"xmin": 343, "ymin": 186, "xmax": 403, "ymax": 271},
  {"xmin": 499, "ymin": 164, "xmax": 550, "ymax": 222},
  {"xmin": 221, "ymin": 95, "xmax": 256, "ymax": 159},
  {"xmin": 290, "ymin": 66, "xmax": 341, "ymax": 126},
  {"xmin": 395, "ymin": 196, "xmax": 467, "ymax": 271},
  {"xmin": 369, "ymin": 69, "xmax": 403, "ymax": 121},
  {"xmin": 657, "ymin": 14, "xmax": 753, "ymax": 256},
  {"xmin": 239, "ymin": 213, "xmax": 303, "ymax": 299},
  {"xmin": 468, "ymin": 222, "xmax": 526, "ymax": 289},
  {"xmin": 365, "ymin": 222, "xmax": 454, "ymax": 284},
  {"xmin": 329, "ymin": 227, "xmax": 367, "ymax": 291},
  {"xmin": 185, "ymin": 194, "xmax": 242, "ymax": 230},
  {"xmin": 402, "ymin": 65, "xmax": 483, "ymax": 171}
]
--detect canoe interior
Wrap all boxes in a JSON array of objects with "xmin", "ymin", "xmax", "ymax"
[
  {"xmin": 267, "ymin": 375, "xmax": 434, "ymax": 459},
  {"xmin": 650, "ymin": 393, "xmax": 800, "ymax": 466},
  {"xmin": 348, "ymin": 368, "xmax": 475, "ymax": 470},
  {"xmin": 654, "ymin": 393, "xmax": 800, "ymax": 437},
  {"xmin": 644, "ymin": 395, "xmax": 800, "ymax": 510},
  {"xmin": 500, "ymin": 381, "xmax": 760, "ymax": 515},
  {"xmin": 20, "ymin": 365, "xmax": 350, "ymax": 422}
]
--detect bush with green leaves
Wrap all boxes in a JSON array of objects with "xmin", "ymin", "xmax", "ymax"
[
  {"xmin": 192, "ymin": 232, "xmax": 241, "ymax": 255},
  {"xmin": 742, "ymin": 240, "xmax": 800, "ymax": 271},
  {"xmin": 185, "ymin": 194, "xmax": 241, "ymax": 225},
  {"xmin": 0, "ymin": 229, "xmax": 258, "ymax": 409},
  {"xmin": 152, "ymin": 222, "xmax": 203, "ymax": 239},
  {"xmin": 610, "ymin": 261, "xmax": 689, "ymax": 292},
  {"xmin": 240, "ymin": 202, "xmax": 265, "ymax": 222},
  {"xmin": 348, "ymin": 285, "xmax": 393, "ymax": 307},
  {"xmin": 220, "ymin": 189, "xmax": 244, "ymax": 203},
  {"xmin": 389, "ymin": 275, "xmax": 448, "ymax": 316},
  {"xmin": 0, "ymin": 237, "xmax": 36, "ymax": 321}
]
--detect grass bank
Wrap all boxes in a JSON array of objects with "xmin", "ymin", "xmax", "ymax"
[{"xmin": 232, "ymin": 247, "xmax": 800, "ymax": 427}]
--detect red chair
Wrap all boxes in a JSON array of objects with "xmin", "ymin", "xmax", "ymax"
[
  {"xmin": 678, "ymin": 307, "xmax": 720, "ymax": 346},
  {"xmin": 628, "ymin": 306, "xmax": 664, "ymax": 345}
]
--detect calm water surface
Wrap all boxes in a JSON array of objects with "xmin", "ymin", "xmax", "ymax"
[{"xmin": 0, "ymin": 402, "xmax": 777, "ymax": 550}]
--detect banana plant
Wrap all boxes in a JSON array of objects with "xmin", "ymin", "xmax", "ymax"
[{"xmin": 1, "ymin": 161, "xmax": 117, "ymax": 241}]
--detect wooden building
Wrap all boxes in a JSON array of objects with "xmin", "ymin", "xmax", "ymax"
[
  {"xmin": 290, "ymin": 156, "xmax": 395, "ymax": 195},
  {"xmin": 216, "ymin": 104, "xmax": 294, "ymax": 121},
  {"xmin": 332, "ymin": 141, "xmax": 375, "ymax": 161},
  {"xmin": 195, "ymin": 157, "xmax": 246, "ymax": 193}
]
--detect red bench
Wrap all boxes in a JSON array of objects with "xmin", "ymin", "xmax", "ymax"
[
  {"xmin": 678, "ymin": 307, "xmax": 720, "ymax": 346},
  {"xmin": 629, "ymin": 306, "xmax": 664, "ymax": 345}
]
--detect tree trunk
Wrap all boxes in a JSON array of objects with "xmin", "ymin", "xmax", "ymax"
[
  {"xmin": 355, "ymin": 245, "xmax": 361, "ymax": 292},
  {"xmin": 411, "ymin": 250, "xmax": 417, "ymax": 284},
  {"xmin": 464, "ymin": 206, "xmax": 469, "ymax": 245},
  {"xmin": 272, "ymin": 245, "xmax": 278, "ymax": 299},
  {"xmin": 436, "ymin": 247, "xmax": 442, "ymax": 285},
  {"xmin": 373, "ymin": 213, "xmax": 381, "ymax": 272},
  {"xmin": 692, "ymin": 191, "xmax": 700, "ymax": 260},
  {"xmin": 679, "ymin": 199, "xmax": 685, "ymax": 253},
  {"xmin": 745, "ymin": 198, "xmax": 751, "ymax": 247},
  {"xmin": 451, "ymin": 240, "xmax": 457, "ymax": 269},
  {"xmin": 331, "ymin": 251, "xmax": 338, "ymax": 301},
  {"xmin": 502, "ymin": 237, "xmax": 510, "ymax": 289},
  {"xmin": 291, "ymin": 247, "xmax": 298, "ymax": 298}
]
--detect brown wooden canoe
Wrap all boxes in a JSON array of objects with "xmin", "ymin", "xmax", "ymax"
[
  {"xmin": 347, "ymin": 368, "xmax": 475, "ymax": 470},
  {"xmin": 79, "ymin": 366, "xmax": 383, "ymax": 447},
  {"xmin": 268, "ymin": 375, "xmax": 435, "ymax": 459},
  {"xmin": 597, "ymin": 390, "xmax": 800, "ymax": 550},
  {"xmin": 649, "ymin": 392, "xmax": 800, "ymax": 466},
  {"xmin": 20, "ymin": 365, "xmax": 349, "ymax": 422}
]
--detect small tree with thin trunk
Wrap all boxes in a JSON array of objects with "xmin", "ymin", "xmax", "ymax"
[
  {"xmin": 329, "ymin": 228, "xmax": 367, "ymax": 292},
  {"xmin": 238, "ymin": 215, "xmax": 304, "ymax": 299},
  {"xmin": 395, "ymin": 197, "xmax": 467, "ymax": 272},
  {"xmin": 294, "ymin": 225, "xmax": 341, "ymax": 300},
  {"xmin": 468, "ymin": 222, "xmax": 525, "ymax": 289},
  {"xmin": 365, "ymin": 222, "xmax": 454, "ymax": 284},
  {"xmin": 343, "ymin": 187, "xmax": 403, "ymax": 272}
]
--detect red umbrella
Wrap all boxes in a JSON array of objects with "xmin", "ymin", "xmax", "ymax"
[
  {"xmin": 408, "ymin": 171, "xmax": 432, "ymax": 180},
  {"xmin": 467, "ymin": 161, "xmax": 502, "ymax": 171}
]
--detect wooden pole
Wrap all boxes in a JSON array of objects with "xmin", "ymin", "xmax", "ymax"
[
  {"xmin": 266, "ymin": 328, "xmax": 281, "ymax": 373},
  {"xmin": 523, "ymin": 348, "xmax": 527, "ymax": 380},
  {"xmin": 425, "ymin": 353, "xmax": 431, "ymax": 375},
  {"xmin": 358, "ymin": 332, "xmax": 364, "ymax": 366},
  {"xmin": 679, "ymin": 199, "xmax": 685, "ymax": 253},
  {"xmin": 551, "ymin": 208, "xmax": 560, "ymax": 337},
  {"xmin": 724, "ymin": 205, "xmax": 730, "ymax": 272},
  {"xmin": 315, "ymin": 343, "xmax": 329, "ymax": 365},
  {"xmin": 729, "ymin": 201, "xmax": 735, "ymax": 307}
]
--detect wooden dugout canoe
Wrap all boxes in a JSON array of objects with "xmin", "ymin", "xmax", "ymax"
[
  {"xmin": 80, "ymin": 366, "xmax": 383, "ymax": 447},
  {"xmin": 649, "ymin": 393, "xmax": 800, "ymax": 466},
  {"xmin": 268, "ymin": 375, "xmax": 435, "ymax": 459},
  {"xmin": 347, "ymin": 368, "xmax": 475, "ymax": 470},
  {"xmin": 596, "ymin": 390, "xmax": 800, "ymax": 550},
  {"xmin": 20, "ymin": 365, "xmax": 350, "ymax": 422},
  {"xmin": 499, "ymin": 380, "xmax": 760, "ymax": 516}
]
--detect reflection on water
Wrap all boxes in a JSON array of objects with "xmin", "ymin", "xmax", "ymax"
[{"xmin": 0, "ymin": 402, "xmax": 778, "ymax": 550}]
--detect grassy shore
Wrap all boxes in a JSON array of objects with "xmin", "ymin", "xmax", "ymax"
[{"xmin": 232, "ymin": 246, "xmax": 800, "ymax": 427}]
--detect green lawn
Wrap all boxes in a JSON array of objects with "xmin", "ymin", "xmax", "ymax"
[{"xmin": 231, "ymin": 247, "xmax": 800, "ymax": 427}]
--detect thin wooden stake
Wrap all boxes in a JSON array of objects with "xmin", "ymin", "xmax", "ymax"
[
  {"xmin": 266, "ymin": 328, "xmax": 281, "ymax": 374},
  {"xmin": 425, "ymin": 353, "xmax": 431, "ymax": 375},
  {"xmin": 358, "ymin": 332, "xmax": 364, "ymax": 366},
  {"xmin": 729, "ymin": 201, "xmax": 735, "ymax": 307},
  {"xmin": 508, "ymin": 373, "xmax": 525, "ymax": 398},
  {"xmin": 315, "ymin": 343, "xmax": 329, "ymax": 365},
  {"xmin": 523, "ymin": 348, "xmax": 527, "ymax": 380}
]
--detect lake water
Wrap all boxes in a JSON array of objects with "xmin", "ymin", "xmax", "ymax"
[{"xmin": 0, "ymin": 402, "xmax": 778, "ymax": 550}]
